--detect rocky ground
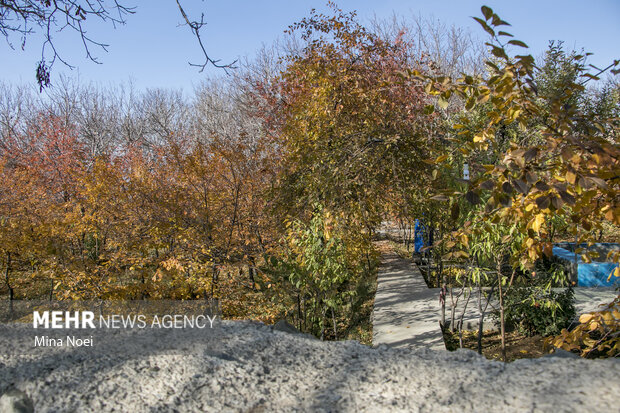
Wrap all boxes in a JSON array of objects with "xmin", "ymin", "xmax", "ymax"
[{"xmin": 1, "ymin": 320, "xmax": 618, "ymax": 412}]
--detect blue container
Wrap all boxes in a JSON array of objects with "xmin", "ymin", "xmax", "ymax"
[{"xmin": 414, "ymin": 219, "xmax": 424, "ymax": 253}]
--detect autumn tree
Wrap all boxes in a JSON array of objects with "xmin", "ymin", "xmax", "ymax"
[
  {"xmin": 417, "ymin": 6, "xmax": 619, "ymax": 359},
  {"xmin": 0, "ymin": 76, "xmax": 282, "ymax": 309},
  {"xmin": 269, "ymin": 5, "xmax": 437, "ymax": 232}
]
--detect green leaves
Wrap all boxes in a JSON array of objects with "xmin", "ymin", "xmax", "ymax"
[
  {"xmin": 465, "ymin": 96, "xmax": 476, "ymax": 111},
  {"xmin": 264, "ymin": 205, "xmax": 369, "ymax": 337},
  {"xmin": 508, "ymin": 40, "xmax": 528, "ymax": 48},
  {"xmin": 502, "ymin": 287, "xmax": 575, "ymax": 337},
  {"xmin": 478, "ymin": 6, "xmax": 511, "ymax": 31},
  {"xmin": 473, "ymin": 17, "xmax": 495, "ymax": 37},
  {"xmin": 490, "ymin": 45, "xmax": 509, "ymax": 59},
  {"xmin": 481, "ymin": 6, "xmax": 493, "ymax": 20},
  {"xmin": 464, "ymin": 191, "xmax": 481, "ymax": 205}
]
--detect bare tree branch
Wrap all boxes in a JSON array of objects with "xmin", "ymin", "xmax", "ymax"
[
  {"xmin": 2, "ymin": 1, "xmax": 237, "ymax": 90},
  {"xmin": 175, "ymin": 0, "xmax": 237, "ymax": 73},
  {"xmin": 0, "ymin": 1, "xmax": 135, "ymax": 90}
]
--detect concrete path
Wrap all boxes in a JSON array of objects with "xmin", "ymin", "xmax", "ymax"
[
  {"xmin": 371, "ymin": 247, "xmax": 618, "ymax": 351},
  {"xmin": 372, "ymin": 251, "xmax": 444, "ymax": 350},
  {"xmin": 572, "ymin": 287, "xmax": 617, "ymax": 314}
]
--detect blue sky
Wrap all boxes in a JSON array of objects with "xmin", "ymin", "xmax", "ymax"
[{"xmin": 2, "ymin": 1, "xmax": 619, "ymax": 92}]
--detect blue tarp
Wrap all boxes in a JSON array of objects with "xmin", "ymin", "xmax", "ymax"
[{"xmin": 553, "ymin": 245, "xmax": 619, "ymax": 287}]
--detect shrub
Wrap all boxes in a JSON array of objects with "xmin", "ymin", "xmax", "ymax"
[{"xmin": 498, "ymin": 286, "xmax": 575, "ymax": 337}]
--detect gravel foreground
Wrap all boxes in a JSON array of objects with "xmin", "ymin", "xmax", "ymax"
[{"xmin": 1, "ymin": 320, "xmax": 618, "ymax": 412}]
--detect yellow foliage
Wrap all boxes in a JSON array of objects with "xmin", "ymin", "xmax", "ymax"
[{"xmin": 545, "ymin": 296, "xmax": 619, "ymax": 358}]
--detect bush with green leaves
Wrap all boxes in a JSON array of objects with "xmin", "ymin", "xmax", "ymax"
[
  {"xmin": 498, "ymin": 286, "xmax": 576, "ymax": 337},
  {"xmin": 531, "ymin": 254, "xmax": 573, "ymax": 288},
  {"xmin": 260, "ymin": 205, "xmax": 365, "ymax": 339}
]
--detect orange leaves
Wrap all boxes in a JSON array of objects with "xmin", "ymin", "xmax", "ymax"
[
  {"xmin": 0, "ymin": 104, "xmax": 278, "ymax": 301},
  {"xmin": 161, "ymin": 257, "xmax": 184, "ymax": 272}
]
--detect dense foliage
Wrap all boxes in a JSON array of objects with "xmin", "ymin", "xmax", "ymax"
[
  {"xmin": 499, "ymin": 287, "xmax": 575, "ymax": 337},
  {"xmin": 414, "ymin": 6, "xmax": 619, "ymax": 359},
  {"xmin": 1, "ymin": 4, "xmax": 618, "ymax": 350}
]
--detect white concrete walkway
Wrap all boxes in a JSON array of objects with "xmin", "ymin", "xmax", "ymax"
[
  {"xmin": 371, "ymin": 248, "xmax": 618, "ymax": 351},
  {"xmin": 372, "ymin": 251, "xmax": 444, "ymax": 350}
]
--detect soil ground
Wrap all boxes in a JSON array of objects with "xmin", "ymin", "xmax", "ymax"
[{"xmin": 443, "ymin": 329, "xmax": 547, "ymax": 362}]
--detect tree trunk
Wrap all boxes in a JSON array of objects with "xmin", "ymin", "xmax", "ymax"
[
  {"xmin": 497, "ymin": 263, "xmax": 507, "ymax": 362},
  {"xmin": 210, "ymin": 264, "xmax": 219, "ymax": 298},
  {"xmin": 5, "ymin": 252, "xmax": 13, "ymax": 318},
  {"xmin": 440, "ymin": 263, "xmax": 446, "ymax": 326},
  {"xmin": 458, "ymin": 279, "xmax": 472, "ymax": 348},
  {"xmin": 449, "ymin": 286, "xmax": 455, "ymax": 333},
  {"xmin": 449, "ymin": 284, "xmax": 465, "ymax": 333},
  {"xmin": 249, "ymin": 266, "xmax": 255, "ymax": 290},
  {"xmin": 477, "ymin": 284, "xmax": 484, "ymax": 355},
  {"xmin": 303, "ymin": 296, "xmax": 307, "ymax": 332},
  {"xmin": 297, "ymin": 293, "xmax": 302, "ymax": 332},
  {"xmin": 477, "ymin": 281, "xmax": 495, "ymax": 355}
]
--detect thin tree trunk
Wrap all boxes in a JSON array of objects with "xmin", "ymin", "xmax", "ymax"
[
  {"xmin": 433, "ymin": 253, "xmax": 437, "ymax": 288},
  {"xmin": 458, "ymin": 281, "xmax": 472, "ymax": 348},
  {"xmin": 440, "ymin": 258, "xmax": 446, "ymax": 326},
  {"xmin": 303, "ymin": 296, "xmax": 307, "ymax": 332},
  {"xmin": 210, "ymin": 264, "xmax": 219, "ymax": 298},
  {"xmin": 297, "ymin": 293, "xmax": 302, "ymax": 332},
  {"xmin": 450, "ymin": 283, "xmax": 465, "ymax": 333},
  {"xmin": 477, "ymin": 281, "xmax": 496, "ymax": 355},
  {"xmin": 249, "ymin": 266, "xmax": 255, "ymax": 290},
  {"xmin": 5, "ymin": 252, "xmax": 13, "ymax": 317},
  {"xmin": 497, "ymin": 262, "xmax": 507, "ymax": 362},
  {"xmin": 477, "ymin": 281, "xmax": 484, "ymax": 355},
  {"xmin": 449, "ymin": 285, "xmax": 455, "ymax": 332}
]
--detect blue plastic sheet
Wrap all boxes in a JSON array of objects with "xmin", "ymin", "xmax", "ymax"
[{"xmin": 552, "ymin": 245, "xmax": 619, "ymax": 287}]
